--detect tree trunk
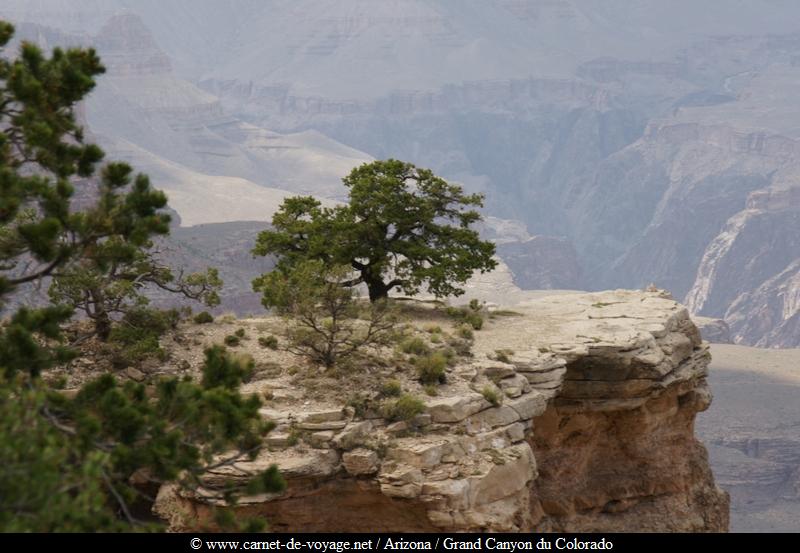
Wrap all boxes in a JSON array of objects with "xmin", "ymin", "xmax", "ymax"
[
  {"xmin": 95, "ymin": 314, "xmax": 111, "ymax": 341},
  {"xmin": 365, "ymin": 278, "xmax": 389, "ymax": 303},
  {"xmin": 90, "ymin": 289, "xmax": 112, "ymax": 341}
]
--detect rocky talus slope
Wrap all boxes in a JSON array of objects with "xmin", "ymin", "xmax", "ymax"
[{"xmin": 153, "ymin": 290, "xmax": 728, "ymax": 532}]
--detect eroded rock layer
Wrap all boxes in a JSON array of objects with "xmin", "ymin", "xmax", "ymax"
[{"xmin": 154, "ymin": 290, "xmax": 729, "ymax": 532}]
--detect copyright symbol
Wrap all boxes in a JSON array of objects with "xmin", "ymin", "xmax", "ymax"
[{"xmin": 191, "ymin": 538, "xmax": 203, "ymax": 550}]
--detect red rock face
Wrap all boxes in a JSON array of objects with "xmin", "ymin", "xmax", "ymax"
[{"xmin": 530, "ymin": 383, "xmax": 729, "ymax": 532}]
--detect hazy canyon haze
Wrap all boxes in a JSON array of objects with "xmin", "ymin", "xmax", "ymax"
[{"xmin": 3, "ymin": 1, "xmax": 800, "ymax": 532}]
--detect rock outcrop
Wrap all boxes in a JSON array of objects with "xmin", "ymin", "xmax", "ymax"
[
  {"xmin": 683, "ymin": 184, "xmax": 800, "ymax": 348},
  {"xmin": 692, "ymin": 317, "xmax": 733, "ymax": 344},
  {"xmin": 724, "ymin": 259, "xmax": 800, "ymax": 348},
  {"xmin": 153, "ymin": 290, "xmax": 729, "ymax": 532}
]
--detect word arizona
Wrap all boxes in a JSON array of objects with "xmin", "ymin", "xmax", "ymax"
[{"xmin": 384, "ymin": 539, "xmax": 433, "ymax": 549}]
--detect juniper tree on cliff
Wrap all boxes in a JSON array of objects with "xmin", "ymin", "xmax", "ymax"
[
  {"xmin": 0, "ymin": 22, "xmax": 283, "ymax": 531},
  {"xmin": 253, "ymin": 159, "xmax": 497, "ymax": 302},
  {"xmin": 253, "ymin": 259, "xmax": 396, "ymax": 367}
]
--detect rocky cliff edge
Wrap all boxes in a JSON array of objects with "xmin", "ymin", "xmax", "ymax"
[{"xmin": 154, "ymin": 290, "xmax": 729, "ymax": 532}]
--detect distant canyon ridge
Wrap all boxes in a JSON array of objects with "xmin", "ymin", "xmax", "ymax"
[{"xmin": 3, "ymin": 0, "xmax": 798, "ymax": 347}]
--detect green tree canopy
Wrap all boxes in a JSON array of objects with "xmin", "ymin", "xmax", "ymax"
[
  {"xmin": 253, "ymin": 159, "xmax": 497, "ymax": 301},
  {"xmin": 0, "ymin": 19, "xmax": 169, "ymax": 375}
]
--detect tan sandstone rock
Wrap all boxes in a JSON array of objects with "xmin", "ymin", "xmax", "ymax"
[
  {"xmin": 342, "ymin": 448, "xmax": 379, "ymax": 476},
  {"xmin": 152, "ymin": 290, "xmax": 729, "ymax": 533}
]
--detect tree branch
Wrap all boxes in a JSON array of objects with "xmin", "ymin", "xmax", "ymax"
[
  {"xmin": 338, "ymin": 275, "xmax": 364, "ymax": 287},
  {"xmin": 385, "ymin": 278, "xmax": 405, "ymax": 291},
  {"xmin": 7, "ymin": 254, "xmax": 67, "ymax": 286},
  {"xmin": 101, "ymin": 470, "xmax": 140, "ymax": 527}
]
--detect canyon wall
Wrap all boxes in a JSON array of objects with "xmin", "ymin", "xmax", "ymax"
[
  {"xmin": 6, "ymin": 6, "xmax": 798, "ymax": 347},
  {"xmin": 154, "ymin": 290, "xmax": 729, "ymax": 532}
]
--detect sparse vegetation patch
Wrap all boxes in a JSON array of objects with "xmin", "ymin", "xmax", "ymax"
[{"xmin": 381, "ymin": 394, "xmax": 426, "ymax": 422}]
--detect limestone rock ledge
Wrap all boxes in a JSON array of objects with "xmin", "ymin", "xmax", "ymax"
[{"xmin": 153, "ymin": 290, "xmax": 729, "ymax": 532}]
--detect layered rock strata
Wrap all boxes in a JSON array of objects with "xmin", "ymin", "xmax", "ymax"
[{"xmin": 154, "ymin": 290, "xmax": 729, "ymax": 532}]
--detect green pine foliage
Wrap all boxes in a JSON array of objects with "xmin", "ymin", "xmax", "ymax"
[
  {"xmin": 0, "ymin": 347, "xmax": 284, "ymax": 532},
  {"xmin": 0, "ymin": 22, "xmax": 282, "ymax": 531},
  {"xmin": 0, "ymin": 379, "xmax": 119, "ymax": 532},
  {"xmin": 107, "ymin": 308, "xmax": 179, "ymax": 367},
  {"xmin": 49, "ymin": 247, "xmax": 222, "ymax": 341}
]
